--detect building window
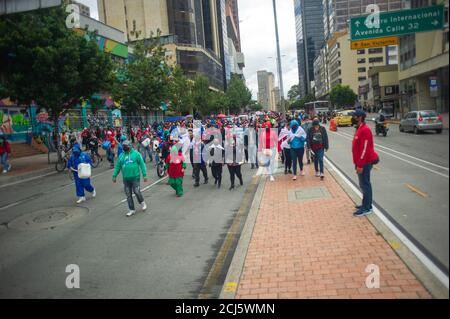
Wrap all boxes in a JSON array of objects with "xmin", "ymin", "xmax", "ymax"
[
  {"xmin": 369, "ymin": 57, "xmax": 384, "ymax": 63},
  {"xmin": 357, "ymin": 58, "xmax": 366, "ymax": 64},
  {"xmin": 358, "ymin": 67, "xmax": 366, "ymax": 73},
  {"xmin": 358, "ymin": 76, "xmax": 367, "ymax": 82},
  {"xmin": 357, "ymin": 49, "xmax": 365, "ymax": 55},
  {"xmin": 368, "ymin": 48, "xmax": 383, "ymax": 54}
]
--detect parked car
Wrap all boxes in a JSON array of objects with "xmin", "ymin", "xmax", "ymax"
[
  {"xmin": 335, "ymin": 110, "xmax": 353, "ymax": 127},
  {"xmin": 399, "ymin": 110, "xmax": 443, "ymax": 134}
]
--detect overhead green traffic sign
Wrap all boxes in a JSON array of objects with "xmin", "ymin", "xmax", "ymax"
[{"xmin": 350, "ymin": 5, "xmax": 445, "ymax": 41}]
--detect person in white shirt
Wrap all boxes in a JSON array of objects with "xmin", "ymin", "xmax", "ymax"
[{"xmin": 279, "ymin": 122, "xmax": 292, "ymax": 175}]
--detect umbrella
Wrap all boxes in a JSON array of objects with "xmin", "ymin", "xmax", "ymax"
[{"xmin": 217, "ymin": 114, "xmax": 226, "ymax": 119}]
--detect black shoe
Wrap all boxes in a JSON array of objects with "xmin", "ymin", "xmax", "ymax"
[
  {"xmin": 194, "ymin": 183, "xmax": 200, "ymax": 187},
  {"xmin": 251, "ymin": 164, "xmax": 254, "ymax": 169},
  {"xmin": 288, "ymin": 170, "xmax": 292, "ymax": 174},
  {"xmin": 204, "ymin": 179, "xmax": 209, "ymax": 184},
  {"xmin": 229, "ymin": 185, "xmax": 235, "ymax": 191},
  {"xmin": 239, "ymin": 179, "xmax": 243, "ymax": 186},
  {"xmin": 307, "ymin": 160, "xmax": 311, "ymax": 165},
  {"xmin": 214, "ymin": 179, "xmax": 217, "ymax": 185},
  {"xmin": 217, "ymin": 183, "xmax": 221, "ymax": 189},
  {"xmin": 284, "ymin": 170, "xmax": 288, "ymax": 175}
]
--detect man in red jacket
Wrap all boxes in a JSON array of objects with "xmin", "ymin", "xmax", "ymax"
[
  {"xmin": 351, "ymin": 110, "xmax": 379, "ymax": 217},
  {"xmin": 0, "ymin": 136, "xmax": 11, "ymax": 173}
]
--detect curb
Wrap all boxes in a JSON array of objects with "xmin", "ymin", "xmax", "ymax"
[
  {"xmin": 219, "ymin": 176, "xmax": 266, "ymax": 299},
  {"xmin": 325, "ymin": 158, "xmax": 449, "ymax": 299}
]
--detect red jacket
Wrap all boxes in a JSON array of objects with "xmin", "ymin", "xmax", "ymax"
[
  {"xmin": 352, "ymin": 123, "xmax": 378, "ymax": 169},
  {"xmin": 106, "ymin": 136, "xmax": 117, "ymax": 149},
  {"xmin": 166, "ymin": 153, "xmax": 186, "ymax": 178},
  {"xmin": 0, "ymin": 141, "xmax": 11, "ymax": 155},
  {"xmin": 258, "ymin": 129, "xmax": 278, "ymax": 151}
]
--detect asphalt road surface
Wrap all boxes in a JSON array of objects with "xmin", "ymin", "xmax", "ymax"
[
  {"xmin": 0, "ymin": 159, "xmax": 258, "ymax": 298},
  {"xmin": 326, "ymin": 121, "xmax": 449, "ymax": 273}
]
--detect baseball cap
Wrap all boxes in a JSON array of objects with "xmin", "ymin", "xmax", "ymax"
[{"xmin": 350, "ymin": 109, "xmax": 366, "ymax": 117}]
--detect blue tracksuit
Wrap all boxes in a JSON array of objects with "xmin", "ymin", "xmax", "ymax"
[{"xmin": 68, "ymin": 144, "xmax": 94, "ymax": 197}]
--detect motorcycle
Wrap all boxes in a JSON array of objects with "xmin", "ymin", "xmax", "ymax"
[{"xmin": 375, "ymin": 120, "xmax": 389, "ymax": 137}]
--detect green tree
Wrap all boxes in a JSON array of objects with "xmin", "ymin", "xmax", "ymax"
[
  {"xmin": 112, "ymin": 33, "xmax": 172, "ymax": 117},
  {"xmin": 191, "ymin": 74, "xmax": 211, "ymax": 116},
  {"xmin": 248, "ymin": 100, "xmax": 263, "ymax": 112},
  {"xmin": 287, "ymin": 84, "xmax": 300, "ymax": 102},
  {"xmin": 209, "ymin": 91, "xmax": 229, "ymax": 114},
  {"xmin": 168, "ymin": 67, "xmax": 194, "ymax": 115},
  {"xmin": 226, "ymin": 75, "xmax": 252, "ymax": 114},
  {"xmin": 0, "ymin": 6, "xmax": 114, "ymax": 124},
  {"xmin": 330, "ymin": 84, "xmax": 357, "ymax": 108}
]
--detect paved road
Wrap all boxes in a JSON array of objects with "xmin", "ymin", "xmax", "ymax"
[
  {"xmin": 0, "ymin": 160, "xmax": 257, "ymax": 298},
  {"xmin": 326, "ymin": 122, "xmax": 449, "ymax": 273}
]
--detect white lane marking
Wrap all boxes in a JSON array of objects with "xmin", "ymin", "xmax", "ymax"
[
  {"xmin": 333, "ymin": 131, "xmax": 449, "ymax": 179},
  {"xmin": 117, "ymin": 176, "xmax": 169, "ymax": 205},
  {"xmin": 0, "ymin": 171, "xmax": 57, "ymax": 189},
  {"xmin": 337, "ymin": 130, "xmax": 449, "ymax": 171},
  {"xmin": 324, "ymin": 156, "xmax": 449, "ymax": 290},
  {"xmin": 0, "ymin": 198, "xmax": 30, "ymax": 211}
]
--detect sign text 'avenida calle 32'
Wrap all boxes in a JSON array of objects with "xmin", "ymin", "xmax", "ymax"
[{"xmin": 350, "ymin": 5, "xmax": 445, "ymax": 41}]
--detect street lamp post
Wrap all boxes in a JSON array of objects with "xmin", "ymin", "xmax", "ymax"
[{"xmin": 272, "ymin": 0, "xmax": 286, "ymax": 119}]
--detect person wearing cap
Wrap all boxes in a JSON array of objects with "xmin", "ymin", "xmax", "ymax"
[
  {"xmin": 67, "ymin": 143, "xmax": 96, "ymax": 204},
  {"xmin": 307, "ymin": 118, "xmax": 329, "ymax": 179},
  {"xmin": 351, "ymin": 109, "xmax": 379, "ymax": 217},
  {"xmin": 113, "ymin": 140, "xmax": 148, "ymax": 217},
  {"xmin": 166, "ymin": 145, "xmax": 186, "ymax": 197}
]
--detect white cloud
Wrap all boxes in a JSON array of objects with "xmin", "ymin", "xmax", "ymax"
[{"xmin": 238, "ymin": 0, "xmax": 298, "ymax": 99}]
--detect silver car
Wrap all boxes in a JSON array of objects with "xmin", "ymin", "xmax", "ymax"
[{"xmin": 399, "ymin": 110, "xmax": 444, "ymax": 134}]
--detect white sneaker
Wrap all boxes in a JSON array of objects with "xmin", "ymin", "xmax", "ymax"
[
  {"xmin": 126, "ymin": 210, "xmax": 136, "ymax": 217},
  {"xmin": 2, "ymin": 170, "xmax": 6, "ymax": 174},
  {"xmin": 269, "ymin": 176, "xmax": 275, "ymax": 182},
  {"xmin": 320, "ymin": 173, "xmax": 325, "ymax": 178},
  {"xmin": 301, "ymin": 171, "xmax": 306, "ymax": 176},
  {"xmin": 141, "ymin": 202, "xmax": 147, "ymax": 211},
  {"xmin": 76, "ymin": 197, "xmax": 86, "ymax": 204},
  {"xmin": 293, "ymin": 176, "xmax": 297, "ymax": 181},
  {"xmin": 92, "ymin": 189, "xmax": 96, "ymax": 198},
  {"xmin": 315, "ymin": 172, "xmax": 320, "ymax": 177}
]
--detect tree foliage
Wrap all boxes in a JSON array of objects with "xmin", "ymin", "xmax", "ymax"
[
  {"xmin": 112, "ymin": 34, "xmax": 172, "ymax": 116},
  {"xmin": 330, "ymin": 84, "xmax": 357, "ymax": 108},
  {"xmin": 287, "ymin": 84, "xmax": 300, "ymax": 102},
  {"xmin": 0, "ymin": 6, "xmax": 114, "ymax": 122},
  {"xmin": 226, "ymin": 75, "xmax": 252, "ymax": 114}
]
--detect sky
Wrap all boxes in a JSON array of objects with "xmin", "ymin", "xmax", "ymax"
[{"xmin": 76, "ymin": 0, "xmax": 299, "ymax": 100}]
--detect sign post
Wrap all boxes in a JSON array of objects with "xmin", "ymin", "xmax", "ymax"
[{"xmin": 350, "ymin": 5, "xmax": 445, "ymax": 41}]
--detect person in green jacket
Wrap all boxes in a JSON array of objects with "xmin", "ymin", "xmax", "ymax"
[{"xmin": 112, "ymin": 140, "xmax": 148, "ymax": 217}]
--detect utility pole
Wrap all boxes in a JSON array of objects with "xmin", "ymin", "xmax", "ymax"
[{"xmin": 272, "ymin": 0, "xmax": 286, "ymax": 119}]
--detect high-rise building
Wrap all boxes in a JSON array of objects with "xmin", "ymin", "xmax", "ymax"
[
  {"xmin": 323, "ymin": 0, "xmax": 405, "ymax": 40},
  {"xmin": 294, "ymin": 0, "xmax": 325, "ymax": 98},
  {"xmin": 71, "ymin": 0, "xmax": 91, "ymax": 17},
  {"xmin": 97, "ymin": 0, "xmax": 225, "ymax": 91},
  {"xmin": 225, "ymin": 0, "xmax": 244, "ymax": 78},
  {"xmin": 257, "ymin": 70, "xmax": 276, "ymax": 111}
]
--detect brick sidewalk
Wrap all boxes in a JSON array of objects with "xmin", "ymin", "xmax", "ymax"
[{"xmin": 235, "ymin": 165, "xmax": 431, "ymax": 299}]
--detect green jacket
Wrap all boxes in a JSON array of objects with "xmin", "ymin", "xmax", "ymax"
[{"xmin": 113, "ymin": 149, "xmax": 147, "ymax": 182}]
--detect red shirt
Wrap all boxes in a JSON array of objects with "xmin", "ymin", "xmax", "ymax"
[
  {"xmin": 166, "ymin": 153, "xmax": 185, "ymax": 178},
  {"xmin": 352, "ymin": 123, "xmax": 378, "ymax": 169},
  {"xmin": 106, "ymin": 136, "xmax": 117, "ymax": 149},
  {"xmin": 0, "ymin": 142, "xmax": 11, "ymax": 155}
]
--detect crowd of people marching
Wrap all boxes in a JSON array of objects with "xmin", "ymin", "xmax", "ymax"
[{"xmin": 58, "ymin": 109, "xmax": 377, "ymax": 218}]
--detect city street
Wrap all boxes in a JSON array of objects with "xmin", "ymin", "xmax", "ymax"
[
  {"xmin": 0, "ymin": 162, "xmax": 257, "ymax": 298},
  {"xmin": 326, "ymin": 122, "xmax": 449, "ymax": 273}
]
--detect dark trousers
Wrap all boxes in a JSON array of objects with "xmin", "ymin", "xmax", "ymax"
[
  {"xmin": 358, "ymin": 164, "xmax": 373, "ymax": 211},
  {"xmin": 211, "ymin": 165, "xmax": 223, "ymax": 186},
  {"xmin": 283, "ymin": 148, "xmax": 292, "ymax": 171},
  {"xmin": 193, "ymin": 163, "xmax": 208, "ymax": 184},
  {"xmin": 227, "ymin": 165, "xmax": 243, "ymax": 187},
  {"xmin": 124, "ymin": 180, "xmax": 144, "ymax": 211},
  {"xmin": 313, "ymin": 148, "xmax": 325, "ymax": 174},
  {"xmin": 290, "ymin": 148, "xmax": 305, "ymax": 175}
]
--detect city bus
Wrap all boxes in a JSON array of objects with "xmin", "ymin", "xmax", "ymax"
[{"xmin": 304, "ymin": 101, "xmax": 331, "ymax": 117}]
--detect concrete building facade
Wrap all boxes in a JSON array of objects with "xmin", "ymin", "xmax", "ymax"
[{"xmin": 257, "ymin": 71, "xmax": 276, "ymax": 111}]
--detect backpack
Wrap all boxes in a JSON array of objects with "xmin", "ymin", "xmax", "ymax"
[{"xmin": 311, "ymin": 130, "xmax": 323, "ymax": 145}]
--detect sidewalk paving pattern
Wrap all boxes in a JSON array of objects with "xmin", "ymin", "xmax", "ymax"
[{"xmin": 235, "ymin": 165, "xmax": 432, "ymax": 299}]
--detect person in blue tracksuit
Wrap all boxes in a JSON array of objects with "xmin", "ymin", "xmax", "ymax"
[
  {"xmin": 67, "ymin": 144, "xmax": 96, "ymax": 204},
  {"xmin": 288, "ymin": 120, "xmax": 307, "ymax": 180}
]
